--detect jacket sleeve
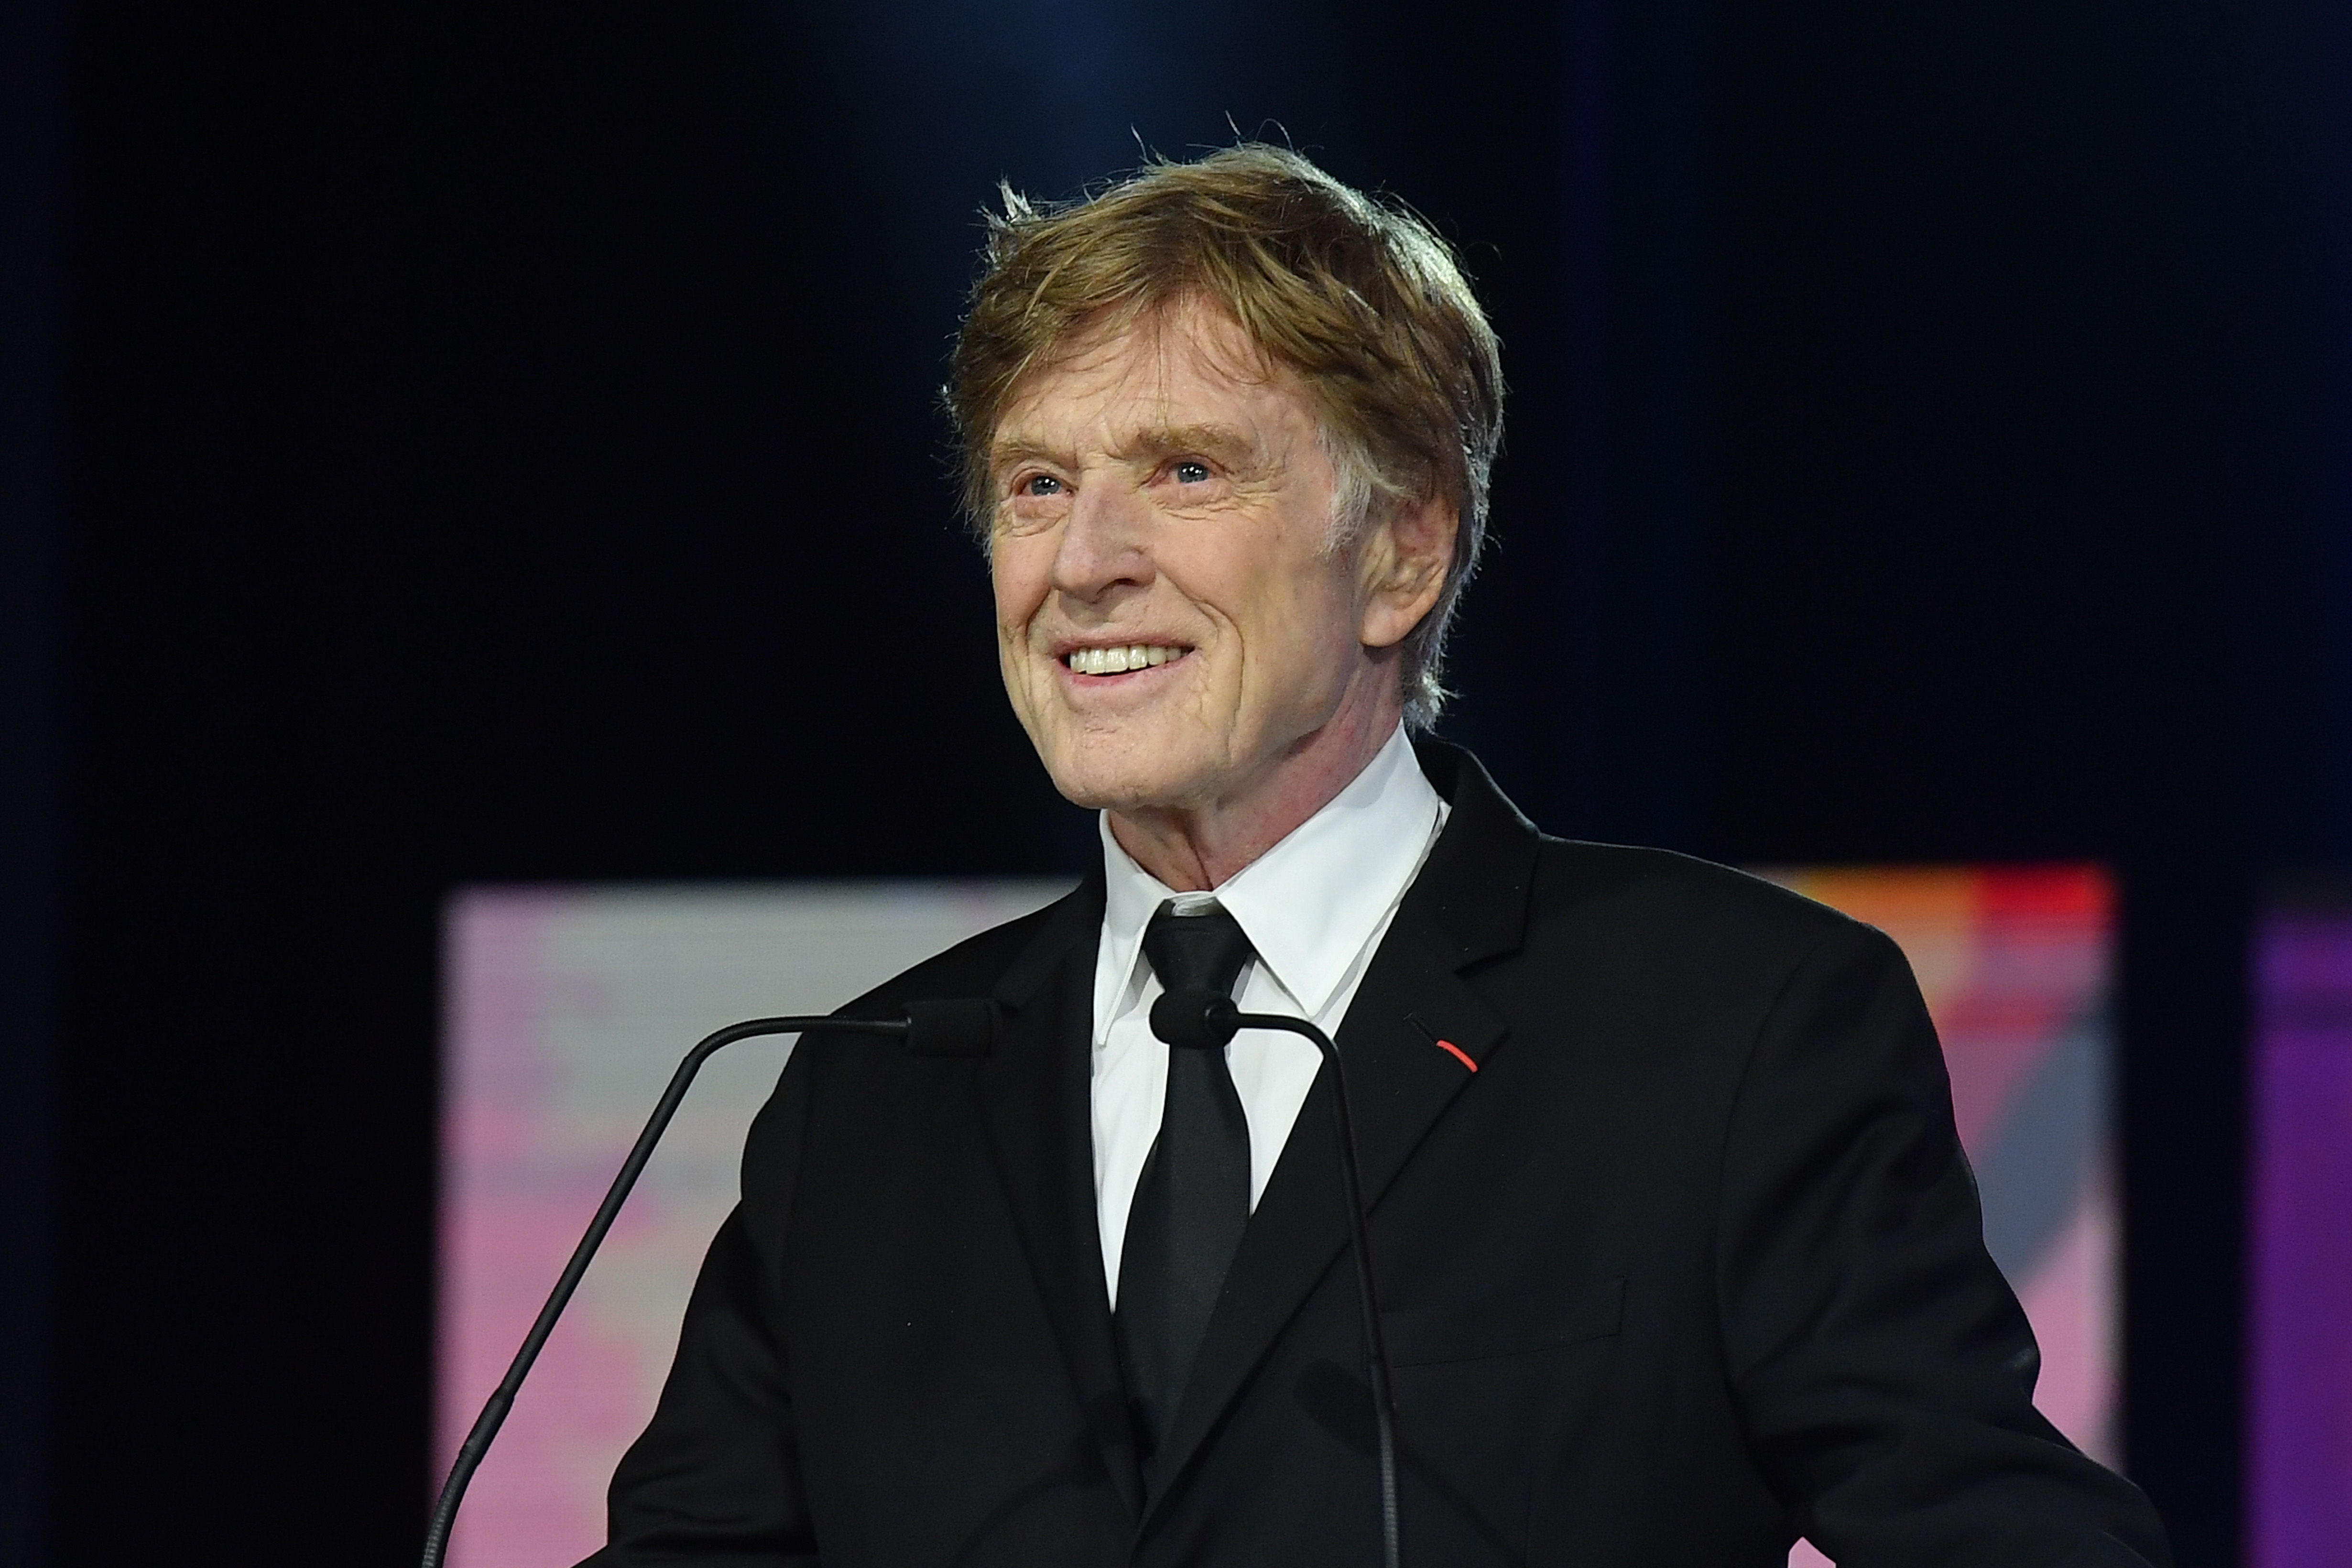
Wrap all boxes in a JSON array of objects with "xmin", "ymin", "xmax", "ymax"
[
  {"xmin": 577, "ymin": 1041, "xmax": 822, "ymax": 1568},
  {"xmin": 1715, "ymin": 920, "xmax": 2172, "ymax": 1568}
]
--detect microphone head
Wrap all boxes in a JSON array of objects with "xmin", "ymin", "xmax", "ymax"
[
  {"xmin": 1150, "ymin": 989, "xmax": 1241, "ymax": 1052},
  {"xmin": 900, "ymin": 998, "xmax": 998, "ymax": 1057}
]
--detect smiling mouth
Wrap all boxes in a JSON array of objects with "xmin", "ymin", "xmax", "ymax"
[{"xmin": 1061, "ymin": 643, "xmax": 1192, "ymax": 676}]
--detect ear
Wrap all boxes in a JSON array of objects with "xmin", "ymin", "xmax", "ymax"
[{"xmin": 1357, "ymin": 495, "xmax": 1459, "ymax": 651}]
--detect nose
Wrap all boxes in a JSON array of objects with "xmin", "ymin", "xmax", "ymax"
[{"xmin": 1049, "ymin": 479, "xmax": 1154, "ymax": 602}]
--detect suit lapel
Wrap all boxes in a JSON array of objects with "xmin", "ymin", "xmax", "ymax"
[
  {"xmin": 1140, "ymin": 743, "xmax": 1540, "ymax": 1515},
  {"xmin": 970, "ymin": 871, "xmax": 1146, "ymax": 1522}
]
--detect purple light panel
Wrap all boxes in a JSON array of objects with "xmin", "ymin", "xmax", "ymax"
[{"xmin": 2249, "ymin": 904, "xmax": 2352, "ymax": 1567}]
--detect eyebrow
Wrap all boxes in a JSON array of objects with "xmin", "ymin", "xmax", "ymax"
[
  {"xmin": 1120, "ymin": 422, "xmax": 1261, "ymax": 466},
  {"xmin": 986, "ymin": 438, "xmax": 1064, "ymax": 479}
]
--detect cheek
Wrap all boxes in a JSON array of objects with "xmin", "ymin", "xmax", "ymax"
[
  {"xmin": 989, "ymin": 541, "xmax": 1049, "ymax": 638},
  {"xmin": 1243, "ymin": 544, "xmax": 1363, "ymax": 663}
]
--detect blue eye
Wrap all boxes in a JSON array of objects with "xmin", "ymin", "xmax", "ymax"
[
  {"xmin": 1020, "ymin": 474, "xmax": 1064, "ymax": 497},
  {"xmin": 1174, "ymin": 460, "xmax": 1210, "ymax": 484}
]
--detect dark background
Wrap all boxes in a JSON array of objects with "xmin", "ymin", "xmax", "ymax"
[{"xmin": 4, "ymin": 0, "xmax": 2349, "ymax": 1564}]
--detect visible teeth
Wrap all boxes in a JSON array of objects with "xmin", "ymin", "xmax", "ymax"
[{"xmin": 1068, "ymin": 644, "xmax": 1184, "ymax": 674}]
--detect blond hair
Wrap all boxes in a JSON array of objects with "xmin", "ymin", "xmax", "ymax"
[{"xmin": 944, "ymin": 144, "xmax": 1504, "ymax": 729}]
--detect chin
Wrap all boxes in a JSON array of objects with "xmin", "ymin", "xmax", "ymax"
[{"xmin": 1037, "ymin": 732, "xmax": 1220, "ymax": 815}]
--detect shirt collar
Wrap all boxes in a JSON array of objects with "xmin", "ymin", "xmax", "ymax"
[{"xmin": 1096, "ymin": 725, "xmax": 1447, "ymax": 1027}]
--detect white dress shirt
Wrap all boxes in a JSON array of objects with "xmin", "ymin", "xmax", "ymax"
[{"xmin": 1090, "ymin": 725, "xmax": 1449, "ymax": 1305}]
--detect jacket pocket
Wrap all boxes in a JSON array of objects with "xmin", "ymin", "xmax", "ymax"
[{"xmin": 1383, "ymin": 1274, "xmax": 1626, "ymax": 1368}]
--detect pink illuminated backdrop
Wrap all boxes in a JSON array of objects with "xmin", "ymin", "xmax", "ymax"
[
  {"xmin": 436, "ymin": 883, "xmax": 1068, "ymax": 1568},
  {"xmin": 1769, "ymin": 867, "xmax": 2119, "ymax": 1565}
]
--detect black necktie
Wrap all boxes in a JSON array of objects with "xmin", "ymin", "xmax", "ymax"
[{"xmin": 1116, "ymin": 899, "xmax": 1256, "ymax": 1458}]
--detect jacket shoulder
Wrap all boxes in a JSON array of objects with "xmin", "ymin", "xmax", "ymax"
[
  {"xmin": 827, "ymin": 882, "xmax": 1091, "ymax": 1018},
  {"xmin": 1524, "ymin": 837, "xmax": 1895, "ymax": 978},
  {"xmin": 1414, "ymin": 741, "xmax": 1883, "ymax": 976}
]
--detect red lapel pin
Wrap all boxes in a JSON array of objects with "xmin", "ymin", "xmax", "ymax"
[
  {"xmin": 1431, "ymin": 1038, "xmax": 1478, "ymax": 1073},
  {"xmin": 1406, "ymin": 1012, "xmax": 1480, "ymax": 1073}
]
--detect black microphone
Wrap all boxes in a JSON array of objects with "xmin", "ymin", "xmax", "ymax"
[
  {"xmin": 1149, "ymin": 990, "xmax": 1403, "ymax": 1568},
  {"xmin": 419, "ymin": 1000, "xmax": 997, "ymax": 1568}
]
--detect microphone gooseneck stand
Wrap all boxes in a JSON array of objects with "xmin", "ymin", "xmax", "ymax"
[
  {"xmin": 1150, "ymin": 990, "xmax": 1403, "ymax": 1568},
  {"xmin": 418, "ymin": 1000, "xmax": 994, "ymax": 1568}
]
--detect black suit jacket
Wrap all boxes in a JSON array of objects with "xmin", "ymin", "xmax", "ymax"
[{"xmin": 588, "ymin": 744, "xmax": 2170, "ymax": 1568}]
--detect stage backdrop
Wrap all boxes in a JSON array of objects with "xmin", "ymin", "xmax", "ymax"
[
  {"xmin": 2247, "ymin": 889, "xmax": 2352, "ymax": 1568},
  {"xmin": 437, "ymin": 867, "xmax": 2118, "ymax": 1567}
]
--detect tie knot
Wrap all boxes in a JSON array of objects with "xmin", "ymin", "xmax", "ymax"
[{"xmin": 1140, "ymin": 899, "xmax": 1255, "ymax": 999}]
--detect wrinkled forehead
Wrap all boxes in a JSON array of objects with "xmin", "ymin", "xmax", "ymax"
[{"xmin": 992, "ymin": 294, "xmax": 1287, "ymax": 442}]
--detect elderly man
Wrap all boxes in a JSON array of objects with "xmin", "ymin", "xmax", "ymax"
[{"xmin": 588, "ymin": 147, "xmax": 2169, "ymax": 1567}]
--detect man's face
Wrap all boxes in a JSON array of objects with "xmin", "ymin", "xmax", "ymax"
[{"xmin": 987, "ymin": 299, "xmax": 1416, "ymax": 817}]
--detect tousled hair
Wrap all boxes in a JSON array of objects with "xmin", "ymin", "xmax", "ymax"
[{"xmin": 944, "ymin": 143, "xmax": 1504, "ymax": 729}]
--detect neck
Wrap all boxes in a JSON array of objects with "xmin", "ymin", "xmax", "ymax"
[{"xmin": 1106, "ymin": 682, "xmax": 1405, "ymax": 892}]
